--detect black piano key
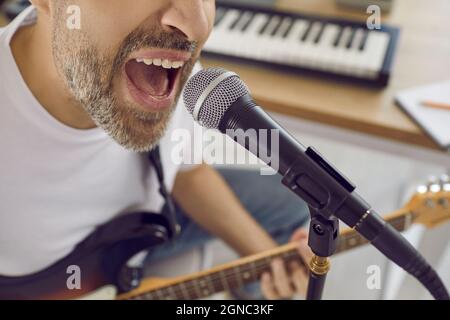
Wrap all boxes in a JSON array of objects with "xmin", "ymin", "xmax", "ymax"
[
  {"xmin": 214, "ymin": 8, "xmax": 227, "ymax": 27},
  {"xmin": 346, "ymin": 28, "xmax": 357, "ymax": 49},
  {"xmin": 229, "ymin": 11, "xmax": 244, "ymax": 30},
  {"xmin": 275, "ymin": 17, "xmax": 293, "ymax": 38},
  {"xmin": 359, "ymin": 30, "xmax": 369, "ymax": 51},
  {"xmin": 259, "ymin": 15, "xmax": 273, "ymax": 35},
  {"xmin": 333, "ymin": 26, "xmax": 344, "ymax": 47},
  {"xmin": 282, "ymin": 18, "xmax": 295, "ymax": 38},
  {"xmin": 313, "ymin": 23, "xmax": 326, "ymax": 44},
  {"xmin": 241, "ymin": 12, "xmax": 255, "ymax": 32},
  {"xmin": 300, "ymin": 21, "xmax": 313, "ymax": 41},
  {"xmin": 270, "ymin": 16, "xmax": 284, "ymax": 36},
  {"xmin": 263, "ymin": 16, "xmax": 278, "ymax": 36}
]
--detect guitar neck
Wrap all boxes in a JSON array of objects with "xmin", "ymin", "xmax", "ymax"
[{"xmin": 127, "ymin": 209, "xmax": 414, "ymax": 300}]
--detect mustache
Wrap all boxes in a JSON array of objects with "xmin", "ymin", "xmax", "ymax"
[{"xmin": 111, "ymin": 26, "xmax": 198, "ymax": 74}]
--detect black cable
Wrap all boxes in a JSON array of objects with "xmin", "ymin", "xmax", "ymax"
[{"xmin": 358, "ymin": 211, "xmax": 449, "ymax": 300}]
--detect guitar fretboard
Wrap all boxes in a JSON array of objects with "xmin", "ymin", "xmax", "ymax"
[{"xmin": 129, "ymin": 210, "xmax": 413, "ymax": 300}]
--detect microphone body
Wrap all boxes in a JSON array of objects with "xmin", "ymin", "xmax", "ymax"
[{"xmin": 219, "ymin": 95, "xmax": 306, "ymax": 175}]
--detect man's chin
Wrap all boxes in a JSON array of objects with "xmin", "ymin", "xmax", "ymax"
[
  {"xmin": 110, "ymin": 128, "xmax": 165, "ymax": 153},
  {"xmin": 104, "ymin": 107, "xmax": 172, "ymax": 153}
]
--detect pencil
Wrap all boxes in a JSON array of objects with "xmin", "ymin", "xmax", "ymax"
[{"xmin": 422, "ymin": 100, "xmax": 450, "ymax": 111}]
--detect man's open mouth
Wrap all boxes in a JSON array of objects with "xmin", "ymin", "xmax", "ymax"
[{"xmin": 125, "ymin": 57, "xmax": 185, "ymax": 99}]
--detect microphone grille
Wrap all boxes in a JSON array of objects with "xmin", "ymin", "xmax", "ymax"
[{"xmin": 183, "ymin": 67, "xmax": 250, "ymax": 129}]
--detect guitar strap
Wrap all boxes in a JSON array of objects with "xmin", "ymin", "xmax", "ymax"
[{"xmin": 148, "ymin": 145, "xmax": 180, "ymax": 239}]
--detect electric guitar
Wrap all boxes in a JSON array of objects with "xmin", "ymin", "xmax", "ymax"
[
  {"xmin": 118, "ymin": 176, "xmax": 450, "ymax": 300},
  {"xmin": 1, "ymin": 177, "xmax": 449, "ymax": 300}
]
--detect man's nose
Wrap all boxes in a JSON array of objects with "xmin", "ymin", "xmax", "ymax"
[{"xmin": 160, "ymin": 0, "xmax": 212, "ymax": 43}]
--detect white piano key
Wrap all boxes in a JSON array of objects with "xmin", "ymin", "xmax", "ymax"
[
  {"xmin": 262, "ymin": 15, "xmax": 282, "ymax": 36},
  {"xmin": 254, "ymin": 15, "xmax": 283, "ymax": 61},
  {"xmin": 214, "ymin": 7, "xmax": 227, "ymax": 26},
  {"xmin": 217, "ymin": 9, "xmax": 241, "ymax": 32},
  {"xmin": 204, "ymin": 9, "xmax": 241, "ymax": 53},
  {"xmin": 345, "ymin": 31, "xmax": 389, "ymax": 79},
  {"xmin": 236, "ymin": 14, "xmax": 270, "ymax": 58},
  {"xmin": 282, "ymin": 20, "xmax": 310, "ymax": 65},
  {"xmin": 344, "ymin": 28, "xmax": 369, "ymax": 76},
  {"xmin": 276, "ymin": 17, "xmax": 294, "ymax": 38},
  {"xmin": 365, "ymin": 31, "xmax": 390, "ymax": 77},
  {"xmin": 307, "ymin": 22, "xmax": 323, "ymax": 43},
  {"xmin": 313, "ymin": 24, "xmax": 341, "ymax": 72},
  {"xmin": 328, "ymin": 26, "xmax": 353, "ymax": 73},
  {"xmin": 222, "ymin": 11, "xmax": 254, "ymax": 56},
  {"xmin": 303, "ymin": 22, "xmax": 325, "ymax": 68},
  {"xmin": 264, "ymin": 17, "xmax": 294, "ymax": 57},
  {"xmin": 335, "ymin": 29, "xmax": 362, "ymax": 75},
  {"xmin": 243, "ymin": 13, "xmax": 270, "ymax": 36},
  {"xmin": 235, "ymin": 11, "xmax": 254, "ymax": 31},
  {"xmin": 294, "ymin": 22, "xmax": 333, "ymax": 70}
]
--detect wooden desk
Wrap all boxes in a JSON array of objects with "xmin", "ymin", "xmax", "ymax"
[{"xmin": 202, "ymin": 0, "xmax": 450, "ymax": 152}]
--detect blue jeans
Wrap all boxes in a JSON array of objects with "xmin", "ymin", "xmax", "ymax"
[{"xmin": 144, "ymin": 167, "xmax": 310, "ymax": 298}]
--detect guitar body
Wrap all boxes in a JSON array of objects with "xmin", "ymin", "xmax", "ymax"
[{"xmin": 0, "ymin": 212, "xmax": 171, "ymax": 300}]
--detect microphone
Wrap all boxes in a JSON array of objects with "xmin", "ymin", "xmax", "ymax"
[{"xmin": 183, "ymin": 67, "xmax": 449, "ymax": 300}]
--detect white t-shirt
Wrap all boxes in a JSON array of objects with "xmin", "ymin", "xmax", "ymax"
[{"xmin": 0, "ymin": 6, "xmax": 197, "ymax": 276}]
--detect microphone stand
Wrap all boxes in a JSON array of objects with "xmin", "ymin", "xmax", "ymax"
[
  {"xmin": 280, "ymin": 146, "xmax": 361, "ymax": 300},
  {"xmin": 305, "ymin": 210, "xmax": 339, "ymax": 300}
]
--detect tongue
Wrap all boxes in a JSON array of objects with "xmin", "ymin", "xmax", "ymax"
[{"xmin": 126, "ymin": 60, "xmax": 169, "ymax": 97}]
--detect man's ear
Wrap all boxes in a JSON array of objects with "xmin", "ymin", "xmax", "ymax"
[{"xmin": 29, "ymin": 0, "xmax": 51, "ymax": 15}]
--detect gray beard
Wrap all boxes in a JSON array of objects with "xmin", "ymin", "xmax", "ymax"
[{"xmin": 52, "ymin": 39, "xmax": 175, "ymax": 153}]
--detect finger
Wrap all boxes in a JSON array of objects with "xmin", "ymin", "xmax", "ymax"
[
  {"xmin": 290, "ymin": 261, "xmax": 309, "ymax": 297},
  {"xmin": 271, "ymin": 259, "xmax": 294, "ymax": 298},
  {"xmin": 261, "ymin": 272, "xmax": 279, "ymax": 300},
  {"xmin": 290, "ymin": 228, "xmax": 309, "ymax": 243}
]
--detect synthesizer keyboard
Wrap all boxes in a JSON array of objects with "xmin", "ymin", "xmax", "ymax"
[{"xmin": 203, "ymin": 3, "xmax": 400, "ymax": 87}]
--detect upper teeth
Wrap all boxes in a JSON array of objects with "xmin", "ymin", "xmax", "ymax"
[{"xmin": 136, "ymin": 58, "xmax": 184, "ymax": 69}]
